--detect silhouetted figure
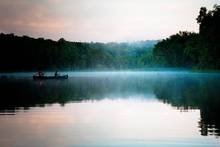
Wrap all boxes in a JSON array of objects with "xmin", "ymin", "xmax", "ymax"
[
  {"xmin": 38, "ymin": 71, "xmax": 44, "ymax": 77},
  {"xmin": 54, "ymin": 71, "xmax": 59, "ymax": 77}
]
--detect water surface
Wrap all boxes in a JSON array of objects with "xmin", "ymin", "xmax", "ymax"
[{"xmin": 0, "ymin": 71, "xmax": 220, "ymax": 147}]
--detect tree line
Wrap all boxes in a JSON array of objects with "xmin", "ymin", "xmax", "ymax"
[
  {"xmin": 153, "ymin": 5, "xmax": 220, "ymax": 69},
  {"xmin": 0, "ymin": 5, "xmax": 219, "ymax": 71},
  {"xmin": 0, "ymin": 33, "xmax": 156, "ymax": 71}
]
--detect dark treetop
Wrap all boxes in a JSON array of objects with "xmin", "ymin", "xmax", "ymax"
[{"xmin": 153, "ymin": 5, "xmax": 220, "ymax": 69}]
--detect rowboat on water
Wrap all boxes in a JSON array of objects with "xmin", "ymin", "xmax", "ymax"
[{"xmin": 33, "ymin": 74, "xmax": 68, "ymax": 80}]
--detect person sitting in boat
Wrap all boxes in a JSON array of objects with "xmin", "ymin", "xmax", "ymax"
[
  {"xmin": 37, "ymin": 71, "xmax": 44, "ymax": 77},
  {"xmin": 54, "ymin": 71, "xmax": 59, "ymax": 77}
]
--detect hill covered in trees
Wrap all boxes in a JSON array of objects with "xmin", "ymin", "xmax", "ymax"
[
  {"xmin": 153, "ymin": 5, "xmax": 220, "ymax": 69},
  {"xmin": 0, "ymin": 33, "xmax": 157, "ymax": 71}
]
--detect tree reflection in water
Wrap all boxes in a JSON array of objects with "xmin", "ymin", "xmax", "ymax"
[{"xmin": 0, "ymin": 72, "xmax": 220, "ymax": 137}]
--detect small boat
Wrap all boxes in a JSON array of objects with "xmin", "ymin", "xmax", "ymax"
[{"xmin": 33, "ymin": 75, "xmax": 68, "ymax": 80}]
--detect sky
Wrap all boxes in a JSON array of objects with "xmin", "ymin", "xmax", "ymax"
[{"xmin": 0, "ymin": 0, "xmax": 219, "ymax": 42}]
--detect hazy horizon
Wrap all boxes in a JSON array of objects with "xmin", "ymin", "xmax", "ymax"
[{"xmin": 0, "ymin": 0, "xmax": 219, "ymax": 42}]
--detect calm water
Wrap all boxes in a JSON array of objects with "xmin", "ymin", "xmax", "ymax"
[{"xmin": 0, "ymin": 71, "xmax": 220, "ymax": 147}]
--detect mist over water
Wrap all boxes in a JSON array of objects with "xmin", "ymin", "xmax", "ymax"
[{"xmin": 0, "ymin": 71, "xmax": 220, "ymax": 147}]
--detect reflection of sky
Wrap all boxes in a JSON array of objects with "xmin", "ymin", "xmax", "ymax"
[
  {"xmin": 0, "ymin": 99, "xmax": 219, "ymax": 147},
  {"xmin": 0, "ymin": 0, "xmax": 219, "ymax": 42}
]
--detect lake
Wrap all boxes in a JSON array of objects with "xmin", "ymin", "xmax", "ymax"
[{"xmin": 0, "ymin": 71, "xmax": 220, "ymax": 147}]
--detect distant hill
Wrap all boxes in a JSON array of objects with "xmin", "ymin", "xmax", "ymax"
[{"xmin": 0, "ymin": 33, "xmax": 157, "ymax": 71}]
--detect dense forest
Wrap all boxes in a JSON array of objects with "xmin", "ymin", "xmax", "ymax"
[
  {"xmin": 0, "ymin": 33, "xmax": 156, "ymax": 71},
  {"xmin": 153, "ymin": 5, "xmax": 220, "ymax": 69},
  {"xmin": 0, "ymin": 5, "xmax": 219, "ymax": 71}
]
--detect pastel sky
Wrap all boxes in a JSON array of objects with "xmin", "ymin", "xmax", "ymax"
[{"xmin": 0, "ymin": 0, "xmax": 219, "ymax": 42}]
